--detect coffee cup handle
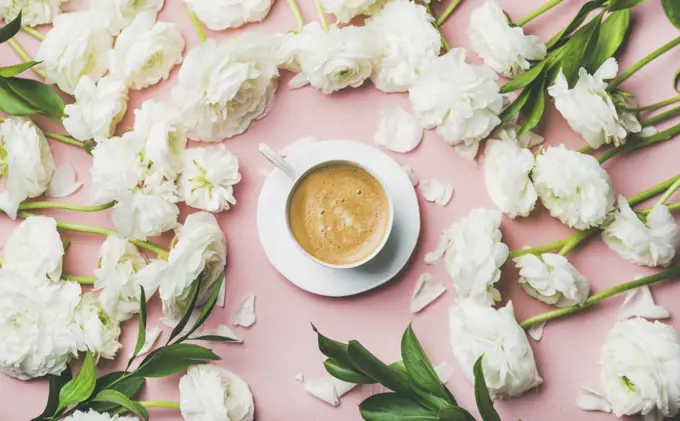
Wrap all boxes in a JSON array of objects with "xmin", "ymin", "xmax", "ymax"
[{"xmin": 258, "ymin": 143, "xmax": 296, "ymax": 179}]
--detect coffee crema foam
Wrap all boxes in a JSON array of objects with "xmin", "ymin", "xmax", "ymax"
[{"xmin": 288, "ymin": 163, "xmax": 390, "ymax": 265}]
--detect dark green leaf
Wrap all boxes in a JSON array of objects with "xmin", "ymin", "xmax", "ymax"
[
  {"xmin": 191, "ymin": 335, "xmax": 242, "ymax": 343},
  {"xmin": 473, "ymin": 356, "xmax": 500, "ymax": 421},
  {"xmin": 438, "ymin": 407, "xmax": 477, "ymax": 421},
  {"xmin": 560, "ymin": 13, "xmax": 603, "ymax": 87},
  {"xmin": 0, "ymin": 12, "xmax": 22, "ymax": 44},
  {"xmin": 663, "ymin": 0, "xmax": 680, "ymax": 29},
  {"xmin": 546, "ymin": 1, "xmax": 602, "ymax": 49},
  {"xmin": 57, "ymin": 352, "xmax": 96, "ymax": 413},
  {"xmin": 176, "ymin": 273, "xmax": 225, "ymax": 343},
  {"xmin": 606, "ymin": 0, "xmax": 645, "ymax": 11},
  {"xmin": 92, "ymin": 390, "xmax": 148, "ymax": 421},
  {"xmin": 167, "ymin": 276, "xmax": 201, "ymax": 344},
  {"xmin": 359, "ymin": 393, "xmax": 438, "ymax": 421},
  {"xmin": 0, "ymin": 61, "xmax": 40, "ymax": 77},
  {"xmin": 518, "ymin": 75, "xmax": 547, "ymax": 135},
  {"xmin": 674, "ymin": 67, "xmax": 680, "ymax": 93},
  {"xmin": 88, "ymin": 373, "xmax": 145, "ymax": 414},
  {"xmin": 500, "ymin": 86, "xmax": 531, "ymax": 122},
  {"xmin": 499, "ymin": 60, "xmax": 546, "ymax": 94},
  {"xmin": 0, "ymin": 82, "xmax": 40, "ymax": 115},
  {"xmin": 347, "ymin": 340, "xmax": 414, "ymax": 395},
  {"xmin": 313, "ymin": 324, "xmax": 356, "ymax": 370},
  {"xmin": 589, "ymin": 9, "xmax": 631, "ymax": 70},
  {"xmin": 6, "ymin": 77, "xmax": 65, "ymax": 118},
  {"xmin": 324, "ymin": 358, "xmax": 375, "ymax": 384},
  {"xmin": 401, "ymin": 325, "xmax": 455, "ymax": 405},
  {"xmin": 134, "ymin": 344, "xmax": 220, "ymax": 378},
  {"xmin": 128, "ymin": 287, "xmax": 147, "ymax": 369},
  {"xmin": 31, "ymin": 368, "xmax": 72, "ymax": 421}
]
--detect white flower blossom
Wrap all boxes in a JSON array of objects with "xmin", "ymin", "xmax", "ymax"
[
  {"xmin": 63, "ymin": 409, "xmax": 139, "ymax": 421},
  {"xmin": 319, "ymin": 0, "xmax": 386, "ymax": 23},
  {"xmin": 468, "ymin": 1, "xmax": 546, "ymax": 78},
  {"xmin": 180, "ymin": 364, "xmax": 255, "ymax": 421},
  {"xmin": 90, "ymin": 133, "xmax": 146, "ymax": 205},
  {"xmin": 0, "ymin": 117, "xmax": 55, "ymax": 219},
  {"xmin": 483, "ymin": 130, "xmax": 537, "ymax": 217},
  {"xmin": 179, "ymin": 146, "xmax": 241, "ymax": 213},
  {"xmin": 72, "ymin": 293, "xmax": 122, "ymax": 361},
  {"xmin": 602, "ymin": 196, "xmax": 680, "ymax": 267},
  {"xmin": 36, "ymin": 11, "xmax": 113, "ymax": 94},
  {"xmin": 1, "ymin": 216, "xmax": 64, "ymax": 283},
  {"xmin": 183, "ymin": 0, "xmax": 273, "ymax": 30},
  {"xmin": 601, "ymin": 318, "xmax": 680, "ymax": 421},
  {"xmin": 449, "ymin": 299, "xmax": 542, "ymax": 398},
  {"xmin": 90, "ymin": 0, "xmax": 165, "ymax": 35},
  {"xmin": 0, "ymin": 0, "xmax": 64, "ymax": 26},
  {"xmin": 63, "ymin": 76, "xmax": 129, "ymax": 142},
  {"xmin": 443, "ymin": 208, "xmax": 509, "ymax": 305},
  {"xmin": 365, "ymin": 0, "xmax": 441, "ymax": 92},
  {"xmin": 173, "ymin": 35, "xmax": 278, "ymax": 142},
  {"xmin": 109, "ymin": 13, "xmax": 185, "ymax": 90},
  {"xmin": 287, "ymin": 22, "xmax": 382, "ymax": 95},
  {"xmin": 0, "ymin": 271, "xmax": 80, "ymax": 380},
  {"xmin": 548, "ymin": 58, "xmax": 641, "ymax": 149},
  {"xmin": 515, "ymin": 253, "xmax": 591, "ymax": 307},
  {"xmin": 532, "ymin": 145, "xmax": 615, "ymax": 230},
  {"xmin": 409, "ymin": 49, "xmax": 503, "ymax": 160}
]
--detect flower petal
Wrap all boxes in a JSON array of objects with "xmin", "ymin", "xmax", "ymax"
[
  {"xmin": 619, "ymin": 285, "xmax": 669, "ymax": 321},
  {"xmin": 527, "ymin": 321, "xmax": 546, "ymax": 342},
  {"xmin": 374, "ymin": 104, "xmax": 423, "ymax": 153},
  {"xmin": 577, "ymin": 387, "xmax": 612, "ymax": 413},
  {"xmin": 410, "ymin": 273, "xmax": 447, "ymax": 313},
  {"xmin": 421, "ymin": 179, "xmax": 453, "ymax": 206},
  {"xmin": 47, "ymin": 164, "xmax": 83, "ymax": 198},
  {"xmin": 232, "ymin": 294, "xmax": 257, "ymax": 328}
]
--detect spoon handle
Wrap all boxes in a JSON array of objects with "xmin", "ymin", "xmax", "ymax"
[{"xmin": 258, "ymin": 143, "xmax": 296, "ymax": 179}]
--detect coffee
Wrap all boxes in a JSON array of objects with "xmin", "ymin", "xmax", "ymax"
[{"xmin": 288, "ymin": 163, "xmax": 390, "ymax": 266}]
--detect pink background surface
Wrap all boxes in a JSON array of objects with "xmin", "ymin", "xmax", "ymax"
[{"xmin": 2, "ymin": 0, "xmax": 680, "ymax": 420}]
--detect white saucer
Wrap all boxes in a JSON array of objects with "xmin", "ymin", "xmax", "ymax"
[{"xmin": 257, "ymin": 140, "xmax": 421, "ymax": 297}]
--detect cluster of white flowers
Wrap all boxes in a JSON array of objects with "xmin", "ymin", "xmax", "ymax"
[
  {"xmin": 63, "ymin": 409, "xmax": 138, "ymax": 421},
  {"xmin": 184, "ymin": 0, "xmax": 273, "ymax": 30},
  {"xmin": 0, "ymin": 0, "xmax": 65, "ymax": 27},
  {"xmin": 515, "ymin": 253, "xmax": 591, "ymax": 307}
]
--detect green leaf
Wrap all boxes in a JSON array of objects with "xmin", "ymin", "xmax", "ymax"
[
  {"xmin": 606, "ymin": 0, "xmax": 645, "ymax": 11},
  {"xmin": 31, "ymin": 368, "xmax": 72, "ymax": 421},
  {"xmin": 473, "ymin": 356, "xmax": 500, "ymax": 421},
  {"xmin": 401, "ymin": 325, "xmax": 455, "ymax": 405},
  {"xmin": 500, "ymin": 86, "xmax": 530, "ymax": 123},
  {"xmin": 57, "ymin": 352, "xmax": 96, "ymax": 413},
  {"xmin": 438, "ymin": 407, "xmax": 477, "ymax": 421},
  {"xmin": 674, "ymin": 67, "xmax": 680, "ymax": 93},
  {"xmin": 546, "ymin": 1, "xmax": 602, "ymax": 49},
  {"xmin": 0, "ymin": 81, "xmax": 40, "ymax": 116},
  {"xmin": 347, "ymin": 340, "xmax": 414, "ymax": 395},
  {"xmin": 0, "ymin": 61, "xmax": 40, "ymax": 77},
  {"xmin": 6, "ymin": 77, "xmax": 65, "ymax": 118},
  {"xmin": 87, "ymin": 373, "xmax": 145, "ymax": 414},
  {"xmin": 167, "ymin": 276, "xmax": 202, "ymax": 344},
  {"xmin": 176, "ymin": 273, "xmax": 225, "ymax": 343},
  {"xmin": 518, "ymin": 75, "xmax": 547, "ymax": 135},
  {"xmin": 92, "ymin": 390, "xmax": 148, "ymax": 421},
  {"xmin": 663, "ymin": 0, "xmax": 680, "ymax": 29},
  {"xmin": 0, "ymin": 12, "xmax": 21, "ymax": 44},
  {"xmin": 128, "ymin": 287, "xmax": 147, "ymax": 369},
  {"xmin": 589, "ymin": 9, "xmax": 631, "ymax": 71},
  {"xmin": 499, "ymin": 60, "xmax": 546, "ymax": 94},
  {"xmin": 191, "ymin": 334, "xmax": 242, "ymax": 342},
  {"xmin": 359, "ymin": 393, "xmax": 438, "ymax": 421},
  {"xmin": 313, "ymin": 324, "xmax": 356, "ymax": 369},
  {"xmin": 324, "ymin": 358, "xmax": 375, "ymax": 384},
  {"xmin": 559, "ymin": 12, "xmax": 603, "ymax": 87},
  {"xmin": 133, "ymin": 344, "xmax": 220, "ymax": 378}
]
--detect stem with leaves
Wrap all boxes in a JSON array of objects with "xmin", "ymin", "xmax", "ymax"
[
  {"xmin": 6, "ymin": 38, "xmax": 46, "ymax": 78},
  {"xmin": 608, "ymin": 35, "xmax": 680, "ymax": 89},
  {"xmin": 515, "ymin": 0, "xmax": 563, "ymax": 27}
]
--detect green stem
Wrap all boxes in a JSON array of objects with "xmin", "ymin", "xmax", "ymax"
[
  {"xmin": 18, "ymin": 201, "xmax": 115, "ymax": 212},
  {"xmin": 509, "ymin": 237, "xmax": 569, "ymax": 258},
  {"xmin": 62, "ymin": 274, "xmax": 96, "ymax": 285},
  {"xmin": 608, "ymin": 35, "xmax": 680, "ymax": 90},
  {"xmin": 520, "ymin": 267, "xmax": 680, "ymax": 328},
  {"xmin": 627, "ymin": 175, "xmax": 680, "ymax": 206},
  {"xmin": 654, "ymin": 177, "xmax": 680, "ymax": 207},
  {"xmin": 626, "ymin": 94, "xmax": 680, "ymax": 112},
  {"xmin": 286, "ymin": 0, "xmax": 305, "ymax": 32},
  {"xmin": 313, "ymin": 0, "xmax": 329, "ymax": 32},
  {"xmin": 427, "ymin": 4, "xmax": 451, "ymax": 52},
  {"xmin": 0, "ymin": 115, "xmax": 87, "ymax": 151},
  {"xmin": 436, "ymin": 0, "xmax": 463, "ymax": 26},
  {"xmin": 185, "ymin": 4, "xmax": 207, "ymax": 42},
  {"xmin": 637, "ymin": 200, "xmax": 680, "ymax": 216},
  {"xmin": 21, "ymin": 26, "xmax": 45, "ymax": 41},
  {"xmin": 641, "ymin": 105, "xmax": 680, "ymax": 127},
  {"xmin": 7, "ymin": 38, "xmax": 46, "ymax": 79},
  {"xmin": 558, "ymin": 228, "xmax": 597, "ymax": 256},
  {"xmin": 139, "ymin": 401, "xmax": 181, "ymax": 409},
  {"xmin": 599, "ymin": 122, "xmax": 680, "ymax": 163},
  {"xmin": 515, "ymin": 0, "xmax": 563, "ymax": 27}
]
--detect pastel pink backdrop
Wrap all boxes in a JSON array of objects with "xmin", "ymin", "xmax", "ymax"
[{"xmin": 1, "ymin": 0, "xmax": 679, "ymax": 420}]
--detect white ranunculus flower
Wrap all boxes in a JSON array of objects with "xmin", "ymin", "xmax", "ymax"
[
  {"xmin": 111, "ymin": 172, "xmax": 180, "ymax": 241},
  {"xmin": 515, "ymin": 253, "xmax": 591, "ymax": 307},
  {"xmin": 36, "ymin": 12, "xmax": 113, "ymax": 94},
  {"xmin": 602, "ymin": 196, "xmax": 680, "ymax": 267},
  {"xmin": 601, "ymin": 318, "xmax": 680, "ymax": 421},
  {"xmin": 63, "ymin": 409, "xmax": 139, "ymax": 421},
  {"xmin": 90, "ymin": 0, "xmax": 164, "ymax": 35},
  {"xmin": 173, "ymin": 35, "xmax": 279, "ymax": 142},
  {"xmin": 72, "ymin": 293, "xmax": 122, "ymax": 361},
  {"xmin": 183, "ymin": 0, "xmax": 273, "ymax": 30},
  {"xmin": 179, "ymin": 364, "xmax": 255, "ymax": 421},
  {"xmin": 319, "ymin": 0, "xmax": 386, "ymax": 23},
  {"xmin": 154, "ymin": 212, "xmax": 227, "ymax": 318},
  {"xmin": 133, "ymin": 100, "xmax": 187, "ymax": 180},
  {"xmin": 468, "ymin": 1, "xmax": 546, "ymax": 78},
  {"xmin": 179, "ymin": 146, "xmax": 241, "ymax": 213},
  {"xmin": 409, "ymin": 49, "xmax": 503, "ymax": 160},
  {"xmin": 287, "ymin": 22, "xmax": 382, "ymax": 95},
  {"xmin": 63, "ymin": 76, "xmax": 129, "ymax": 142},
  {"xmin": 0, "ymin": 0, "xmax": 63, "ymax": 26},
  {"xmin": 483, "ymin": 130, "xmax": 537, "ymax": 218},
  {"xmin": 449, "ymin": 299, "xmax": 543, "ymax": 398},
  {"xmin": 94, "ymin": 235, "xmax": 159, "ymax": 322},
  {"xmin": 0, "ymin": 271, "xmax": 80, "ymax": 380},
  {"xmin": 548, "ymin": 58, "xmax": 641, "ymax": 149},
  {"xmin": 444, "ymin": 208, "xmax": 509, "ymax": 305},
  {"xmin": 532, "ymin": 145, "xmax": 615, "ymax": 230},
  {"xmin": 0, "ymin": 117, "xmax": 55, "ymax": 219},
  {"xmin": 1, "ymin": 216, "xmax": 64, "ymax": 283},
  {"xmin": 109, "ymin": 13, "xmax": 185, "ymax": 90},
  {"xmin": 90, "ymin": 133, "xmax": 146, "ymax": 205},
  {"xmin": 365, "ymin": 0, "xmax": 441, "ymax": 92}
]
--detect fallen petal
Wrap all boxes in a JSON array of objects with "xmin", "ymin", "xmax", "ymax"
[
  {"xmin": 410, "ymin": 273, "xmax": 447, "ymax": 313},
  {"xmin": 577, "ymin": 387, "xmax": 612, "ymax": 413},
  {"xmin": 374, "ymin": 104, "xmax": 423, "ymax": 153},
  {"xmin": 216, "ymin": 281, "xmax": 226, "ymax": 308},
  {"xmin": 619, "ymin": 285, "xmax": 669, "ymax": 321},
  {"xmin": 190, "ymin": 324, "xmax": 244, "ymax": 343},
  {"xmin": 402, "ymin": 165, "xmax": 419, "ymax": 187},
  {"xmin": 424, "ymin": 228, "xmax": 453, "ymax": 265},
  {"xmin": 305, "ymin": 379, "xmax": 339, "ymax": 406},
  {"xmin": 330, "ymin": 377, "xmax": 357, "ymax": 398},
  {"xmin": 421, "ymin": 179, "xmax": 453, "ymax": 206},
  {"xmin": 232, "ymin": 294, "xmax": 256, "ymax": 327},
  {"xmin": 295, "ymin": 373, "xmax": 304, "ymax": 382},
  {"xmin": 527, "ymin": 321, "xmax": 546, "ymax": 342},
  {"xmin": 47, "ymin": 164, "xmax": 82, "ymax": 198}
]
